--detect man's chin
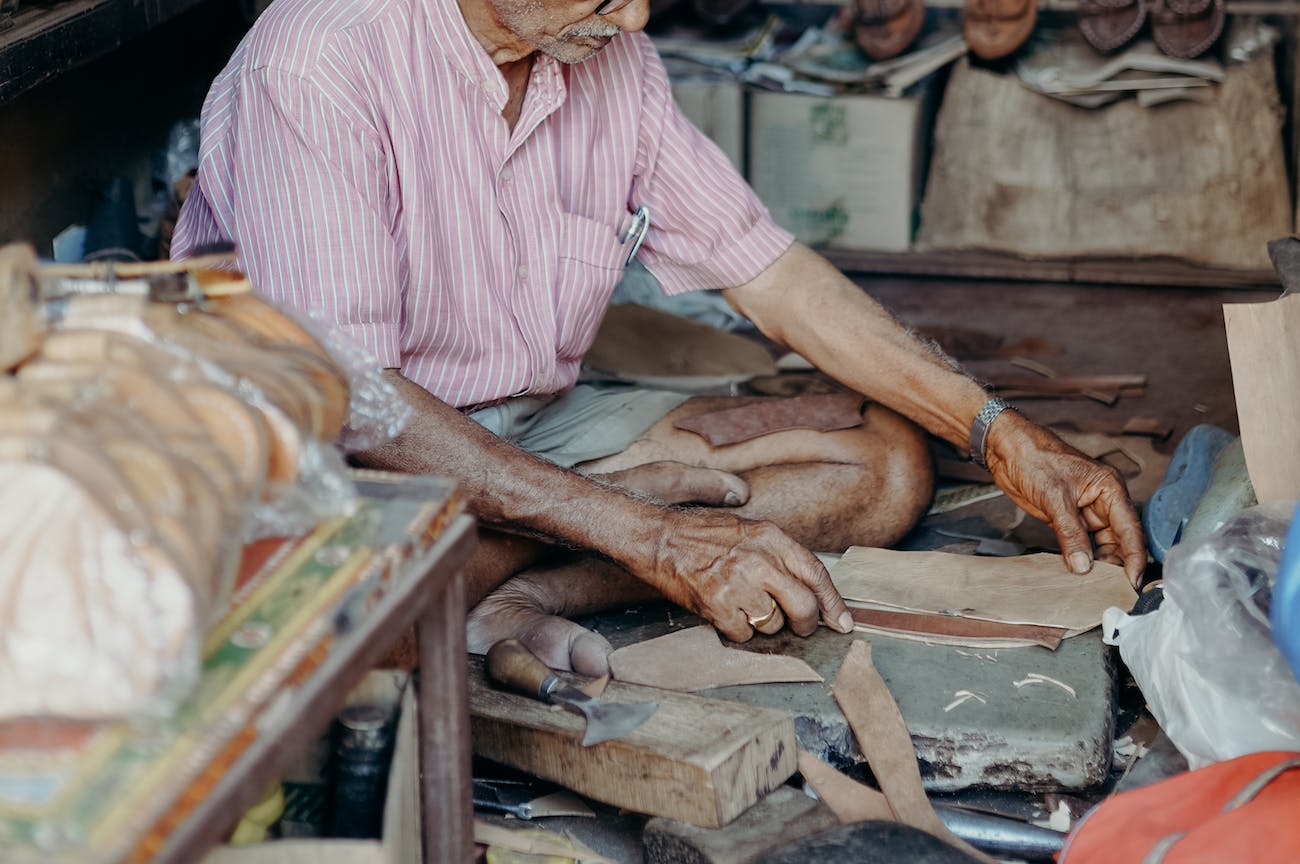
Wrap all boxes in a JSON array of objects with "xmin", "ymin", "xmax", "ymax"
[{"xmin": 543, "ymin": 35, "xmax": 613, "ymax": 64}]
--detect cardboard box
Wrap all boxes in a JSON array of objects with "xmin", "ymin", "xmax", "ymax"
[
  {"xmin": 747, "ymin": 88, "xmax": 931, "ymax": 252},
  {"xmin": 668, "ymin": 62, "xmax": 746, "ymax": 173},
  {"xmin": 206, "ymin": 672, "xmax": 419, "ymax": 864}
]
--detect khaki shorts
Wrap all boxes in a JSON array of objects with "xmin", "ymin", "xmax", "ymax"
[{"xmin": 464, "ymin": 385, "xmax": 690, "ymax": 468}]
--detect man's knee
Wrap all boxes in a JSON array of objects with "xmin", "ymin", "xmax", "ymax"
[{"xmin": 854, "ymin": 405, "xmax": 934, "ymax": 546}]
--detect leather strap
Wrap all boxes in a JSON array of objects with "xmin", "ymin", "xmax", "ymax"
[{"xmin": 830, "ymin": 642, "xmax": 997, "ymax": 863}]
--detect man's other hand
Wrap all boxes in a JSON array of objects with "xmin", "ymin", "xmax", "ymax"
[{"xmin": 985, "ymin": 412, "xmax": 1147, "ymax": 588}]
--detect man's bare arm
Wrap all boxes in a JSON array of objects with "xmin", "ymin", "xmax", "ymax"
[
  {"xmin": 724, "ymin": 242, "xmax": 1147, "ymax": 585},
  {"xmin": 352, "ymin": 371, "xmax": 855, "ymax": 637}
]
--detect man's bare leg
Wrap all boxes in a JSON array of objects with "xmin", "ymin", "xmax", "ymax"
[
  {"xmin": 466, "ymin": 397, "xmax": 935, "ymax": 674},
  {"xmin": 464, "ymin": 461, "xmax": 758, "ymax": 674}
]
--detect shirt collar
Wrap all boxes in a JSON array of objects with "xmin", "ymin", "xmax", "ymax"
[
  {"xmin": 417, "ymin": 0, "xmax": 572, "ymax": 113},
  {"xmin": 420, "ymin": 0, "xmax": 511, "ymax": 102}
]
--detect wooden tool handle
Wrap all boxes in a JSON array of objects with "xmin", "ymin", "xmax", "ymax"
[{"xmin": 486, "ymin": 639, "xmax": 557, "ymax": 700}]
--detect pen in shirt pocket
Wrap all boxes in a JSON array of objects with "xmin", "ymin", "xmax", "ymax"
[{"xmin": 621, "ymin": 205, "xmax": 651, "ymax": 266}]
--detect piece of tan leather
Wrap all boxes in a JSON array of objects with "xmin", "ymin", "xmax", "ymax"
[
  {"xmin": 964, "ymin": 0, "xmax": 1038, "ymax": 61},
  {"xmin": 849, "ymin": 605, "xmax": 1066, "ymax": 649},
  {"xmin": 672, "ymin": 393, "xmax": 866, "ymax": 447},
  {"xmin": 1079, "ymin": 0, "xmax": 1147, "ymax": 53},
  {"xmin": 798, "ymin": 751, "xmax": 897, "ymax": 823},
  {"xmin": 831, "ymin": 641, "xmax": 997, "ymax": 863},
  {"xmin": 1151, "ymin": 0, "xmax": 1223, "ymax": 59},
  {"xmin": 608, "ymin": 625, "xmax": 824, "ymax": 691},
  {"xmin": 854, "ymin": 0, "xmax": 925, "ymax": 61}
]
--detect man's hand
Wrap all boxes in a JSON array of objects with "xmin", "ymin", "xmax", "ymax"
[
  {"xmin": 985, "ymin": 411, "xmax": 1147, "ymax": 587},
  {"xmin": 631, "ymin": 508, "xmax": 856, "ymax": 641}
]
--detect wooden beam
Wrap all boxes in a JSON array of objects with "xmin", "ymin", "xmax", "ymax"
[
  {"xmin": 821, "ymin": 246, "xmax": 1279, "ymax": 288},
  {"xmin": 469, "ymin": 656, "xmax": 798, "ymax": 829},
  {"xmin": 0, "ymin": 0, "xmax": 212, "ymax": 105}
]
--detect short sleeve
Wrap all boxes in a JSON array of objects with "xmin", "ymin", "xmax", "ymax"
[
  {"xmin": 629, "ymin": 36, "xmax": 793, "ymax": 295},
  {"xmin": 179, "ymin": 66, "xmax": 403, "ymax": 366}
]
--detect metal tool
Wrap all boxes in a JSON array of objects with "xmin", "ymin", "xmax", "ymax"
[
  {"xmin": 485, "ymin": 639, "xmax": 657, "ymax": 746},
  {"xmin": 934, "ymin": 803, "xmax": 1066, "ymax": 862},
  {"xmin": 472, "ymin": 778, "xmax": 595, "ymax": 820}
]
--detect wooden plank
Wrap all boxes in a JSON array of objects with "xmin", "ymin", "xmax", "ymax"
[
  {"xmin": 468, "ymin": 656, "xmax": 797, "ymax": 828},
  {"xmin": 821, "ymin": 247, "xmax": 1278, "ymax": 289},
  {"xmin": 0, "ymin": 0, "xmax": 210, "ymax": 105},
  {"xmin": 765, "ymin": 0, "xmax": 1300, "ymax": 12}
]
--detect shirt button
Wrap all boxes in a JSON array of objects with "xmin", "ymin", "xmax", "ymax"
[
  {"xmin": 516, "ymin": 265, "xmax": 529, "ymax": 282},
  {"xmin": 501, "ymin": 167, "xmax": 513, "ymax": 184}
]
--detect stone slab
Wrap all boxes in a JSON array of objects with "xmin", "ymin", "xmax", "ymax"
[{"xmin": 580, "ymin": 605, "xmax": 1116, "ymax": 793}]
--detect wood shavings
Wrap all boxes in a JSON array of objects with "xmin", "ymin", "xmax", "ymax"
[
  {"xmin": 1012, "ymin": 672, "xmax": 1077, "ymax": 698},
  {"xmin": 943, "ymin": 690, "xmax": 988, "ymax": 712},
  {"xmin": 953, "ymin": 649, "xmax": 1000, "ymax": 662},
  {"xmin": 1031, "ymin": 801, "xmax": 1073, "ymax": 833}
]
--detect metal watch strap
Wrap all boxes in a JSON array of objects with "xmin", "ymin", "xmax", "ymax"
[{"xmin": 969, "ymin": 396, "xmax": 1013, "ymax": 469}]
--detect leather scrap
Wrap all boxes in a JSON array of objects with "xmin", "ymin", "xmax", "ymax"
[
  {"xmin": 673, "ymin": 393, "xmax": 866, "ymax": 447},
  {"xmin": 798, "ymin": 750, "xmax": 896, "ymax": 823},
  {"xmin": 848, "ymin": 605, "xmax": 1067, "ymax": 649},
  {"xmin": 830, "ymin": 641, "xmax": 996, "ymax": 863},
  {"xmin": 829, "ymin": 548, "xmax": 1137, "ymax": 633},
  {"xmin": 584, "ymin": 303, "xmax": 777, "ymax": 385},
  {"xmin": 964, "ymin": 0, "xmax": 1038, "ymax": 61},
  {"xmin": 985, "ymin": 373, "xmax": 1146, "ymax": 401},
  {"xmin": 608, "ymin": 625, "xmax": 824, "ymax": 691}
]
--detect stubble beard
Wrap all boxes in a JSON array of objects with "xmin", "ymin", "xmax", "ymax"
[{"xmin": 495, "ymin": 0, "xmax": 620, "ymax": 64}]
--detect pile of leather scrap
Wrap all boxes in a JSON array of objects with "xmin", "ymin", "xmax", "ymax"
[
  {"xmin": 1016, "ymin": 30, "xmax": 1225, "ymax": 108},
  {"xmin": 0, "ymin": 243, "xmax": 353, "ymax": 721},
  {"xmin": 829, "ymin": 547, "xmax": 1137, "ymax": 648}
]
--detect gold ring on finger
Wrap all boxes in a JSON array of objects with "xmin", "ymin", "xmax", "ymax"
[{"xmin": 747, "ymin": 598, "xmax": 779, "ymax": 629}]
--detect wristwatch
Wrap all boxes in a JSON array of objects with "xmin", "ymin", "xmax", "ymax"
[{"xmin": 969, "ymin": 396, "xmax": 1013, "ymax": 469}]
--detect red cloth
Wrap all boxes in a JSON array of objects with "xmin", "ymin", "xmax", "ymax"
[{"xmin": 1059, "ymin": 750, "xmax": 1300, "ymax": 863}]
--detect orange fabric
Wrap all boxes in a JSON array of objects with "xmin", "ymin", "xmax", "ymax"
[{"xmin": 1060, "ymin": 751, "xmax": 1300, "ymax": 863}]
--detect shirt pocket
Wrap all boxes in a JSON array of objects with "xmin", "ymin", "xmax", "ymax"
[{"xmin": 553, "ymin": 211, "xmax": 628, "ymax": 362}]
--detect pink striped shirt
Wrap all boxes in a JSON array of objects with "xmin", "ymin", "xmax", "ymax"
[{"xmin": 172, "ymin": 0, "xmax": 793, "ymax": 408}]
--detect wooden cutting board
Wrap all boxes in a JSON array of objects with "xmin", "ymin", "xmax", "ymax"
[{"xmin": 468, "ymin": 656, "xmax": 797, "ymax": 828}]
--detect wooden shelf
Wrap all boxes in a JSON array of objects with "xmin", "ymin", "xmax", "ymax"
[
  {"xmin": 0, "ymin": 0, "xmax": 212, "ymax": 105},
  {"xmin": 762, "ymin": 0, "xmax": 1300, "ymax": 11},
  {"xmin": 821, "ymin": 246, "xmax": 1280, "ymax": 288}
]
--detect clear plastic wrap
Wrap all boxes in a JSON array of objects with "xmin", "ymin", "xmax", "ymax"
[
  {"xmin": 40, "ymin": 287, "xmax": 365, "ymax": 538},
  {"xmin": 241, "ymin": 301, "xmax": 413, "ymax": 453},
  {"xmin": 1103, "ymin": 503, "xmax": 1300, "ymax": 768},
  {"xmin": 0, "ymin": 254, "xmax": 409, "ymax": 720}
]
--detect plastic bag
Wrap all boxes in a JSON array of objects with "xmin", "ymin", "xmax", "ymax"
[
  {"xmin": 0, "ymin": 387, "xmax": 213, "ymax": 720},
  {"xmin": 1274, "ymin": 503, "xmax": 1300, "ymax": 685},
  {"xmin": 39, "ymin": 279, "xmax": 375, "ymax": 539},
  {"xmin": 1104, "ymin": 503, "xmax": 1300, "ymax": 768}
]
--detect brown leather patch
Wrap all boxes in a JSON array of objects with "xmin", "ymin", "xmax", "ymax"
[
  {"xmin": 849, "ymin": 606, "xmax": 1067, "ymax": 649},
  {"xmin": 673, "ymin": 392, "xmax": 866, "ymax": 447}
]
